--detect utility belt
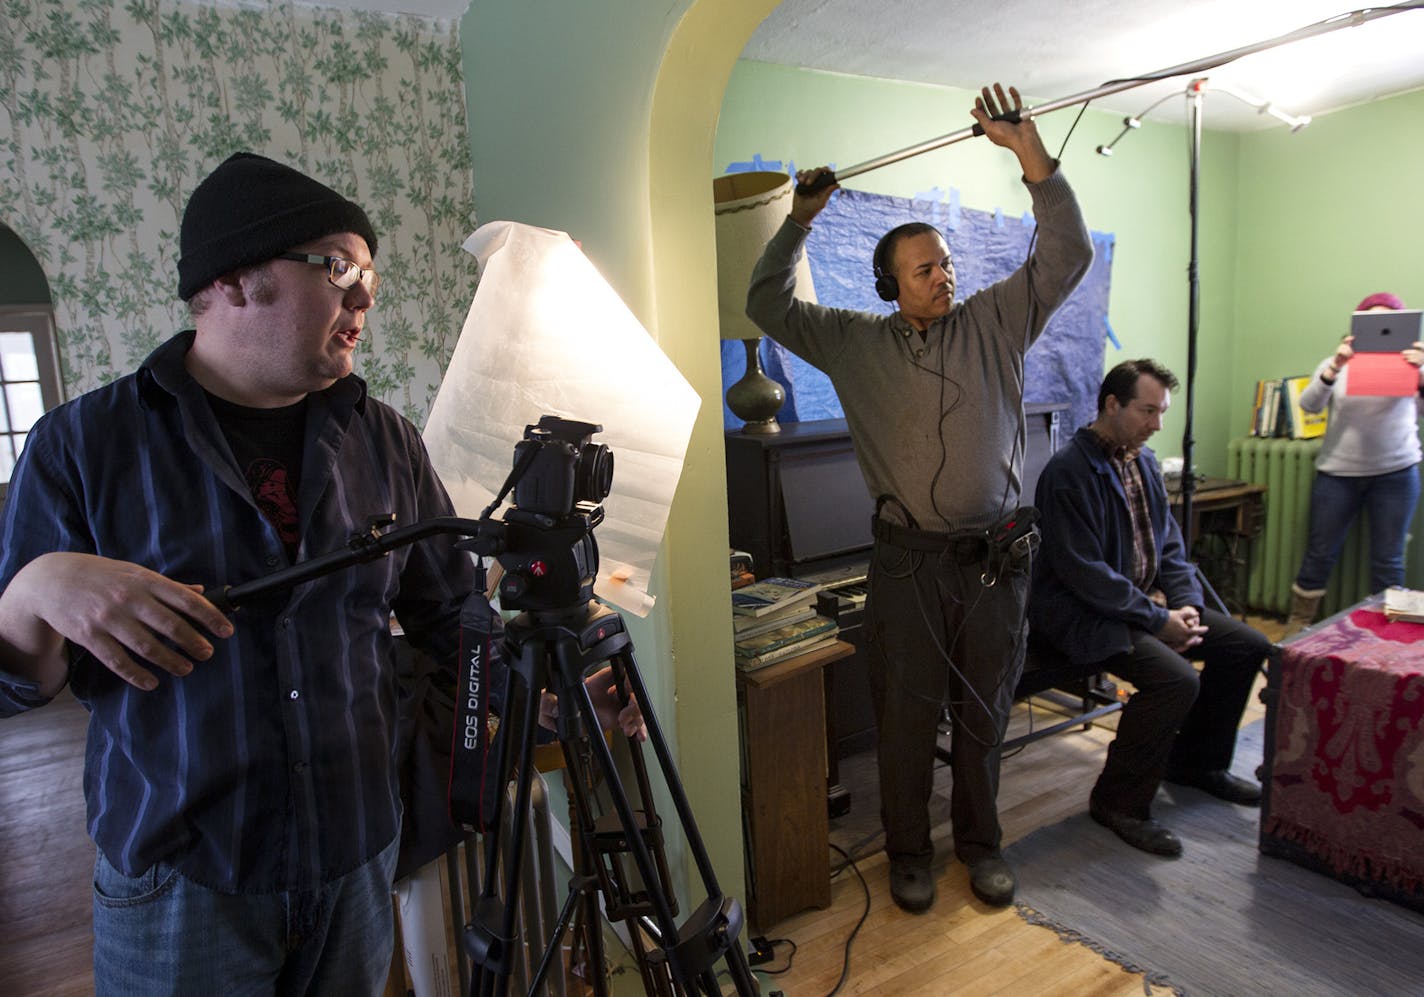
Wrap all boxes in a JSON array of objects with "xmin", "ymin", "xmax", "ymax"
[
  {"xmin": 871, "ymin": 518, "xmax": 990, "ymax": 563},
  {"xmin": 872, "ymin": 505, "xmax": 1040, "ymax": 579}
]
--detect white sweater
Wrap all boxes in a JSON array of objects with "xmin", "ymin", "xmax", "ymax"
[{"xmin": 1299, "ymin": 358, "xmax": 1424, "ymax": 476}]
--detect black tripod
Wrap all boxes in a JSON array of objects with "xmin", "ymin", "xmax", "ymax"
[
  {"xmin": 213, "ymin": 416, "xmax": 758, "ymax": 996},
  {"xmin": 214, "ymin": 517, "xmax": 758, "ymax": 996},
  {"xmin": 466, "ymin": 597, "xmax": 757, "ymax": 997}
]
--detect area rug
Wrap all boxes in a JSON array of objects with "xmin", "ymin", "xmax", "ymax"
[{"xmin": 1006, "ymin": 722, "xmax": 1424, "ymax": 995}]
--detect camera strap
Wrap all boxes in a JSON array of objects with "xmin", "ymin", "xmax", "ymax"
[{"xmin": 448, "ymin": 587, "xmax": 506, "ymax": 832}]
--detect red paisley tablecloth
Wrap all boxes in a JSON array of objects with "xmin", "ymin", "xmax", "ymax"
[{"xmin": 1264, "ymin": 603, "xmax": 1424, "ymax": 895}]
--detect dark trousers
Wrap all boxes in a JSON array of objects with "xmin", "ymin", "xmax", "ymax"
[
  {"xmin": 1089, "ymin": 608, "xmax": 1270, "ymax": 818},
  {"xmin": 864, "ymin": 536, "xmax": 1028, "ymax": 868}
]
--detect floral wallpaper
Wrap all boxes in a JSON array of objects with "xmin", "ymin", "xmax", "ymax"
[{"xmin": 0, "ymin": 0, "xmax": 478, "ymax": 423}]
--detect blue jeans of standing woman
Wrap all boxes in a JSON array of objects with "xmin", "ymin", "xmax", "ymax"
[{"xmin": 1295, "ymin": 463, "xmax": 1422, "ymax": 593}]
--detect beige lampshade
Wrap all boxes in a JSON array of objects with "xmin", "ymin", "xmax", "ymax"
[{"xmin": 713, "ymin": 171, "xmax": 818, "ymax": 340}]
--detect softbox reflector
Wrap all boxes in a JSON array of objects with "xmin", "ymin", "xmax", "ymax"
[{"xmin": 423, "ymin": 221, "xmax": 701, "ymax": 617}]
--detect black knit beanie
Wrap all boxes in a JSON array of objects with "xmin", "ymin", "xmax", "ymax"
[{"xmin": 177, "ymin": 152, "xmax": 378, "ymax": 301}]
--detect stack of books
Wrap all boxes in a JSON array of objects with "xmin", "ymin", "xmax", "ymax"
[
  {"xmin": 1250, "ymin": 375, "xmax": 1327, "ymax": 440},
  {"xmin": 731, "ymin": 576, "xmax": 838, "ymax": 671},
  {"xmin": 1383, "ymin": 587, "xmax": 1424, "ymax": 624}
]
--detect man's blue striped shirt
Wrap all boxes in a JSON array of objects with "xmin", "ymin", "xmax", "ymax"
[{"xmin": 0, "ymin": 332, "xmax": 473, "ymax": 893}]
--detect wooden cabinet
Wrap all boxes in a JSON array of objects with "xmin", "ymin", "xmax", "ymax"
[{"xmin": 736, "ymin": 640, "xmax": 852, "ymax": 931}]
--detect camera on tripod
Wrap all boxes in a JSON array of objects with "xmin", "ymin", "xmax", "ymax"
[
  {"xmin": 207, "ymin": 414, "xmax": 757, "ymax": 995},
  {"xmin": 466, "ymin": 417, "xmax": 617, "ymax": 615},
  {"xmin": 511, "ymin": 416, "xmax": 614, "ymax": 518}
]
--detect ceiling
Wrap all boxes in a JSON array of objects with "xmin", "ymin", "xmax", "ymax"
[
  {"xmin": 742, "ymin": 0, "xmax": 1424, "ymax": 132},
  {"xmin": 309, "ymin": 1, "xmax": 1424, "ymax": 132}
]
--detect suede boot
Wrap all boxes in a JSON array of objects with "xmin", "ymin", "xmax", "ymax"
[{"xmin": 1284, "ymin": 583, "xmax": 1325, "ymax": 638}]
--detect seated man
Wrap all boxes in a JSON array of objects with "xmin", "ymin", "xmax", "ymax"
[{"xmin": 1028, "ymin": 359, "xmax": 1272, "ymax": 857}]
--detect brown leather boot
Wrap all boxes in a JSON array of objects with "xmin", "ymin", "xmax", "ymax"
[{"xmin": 1284, "ymin": 583, "xmax": 1325, "ymax": 637}]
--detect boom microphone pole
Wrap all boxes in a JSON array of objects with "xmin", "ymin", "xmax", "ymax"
[{"xmin": 796, "ymin": 3, "xmax": 1421, "ymax": 194}]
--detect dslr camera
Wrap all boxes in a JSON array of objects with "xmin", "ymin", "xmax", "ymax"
[{"xmin": 512, "ymin": 416, "xmax": 614, "ymax": 518}]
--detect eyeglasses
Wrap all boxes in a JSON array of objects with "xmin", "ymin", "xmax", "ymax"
[{"xmin": 276, "ymin": 253, "xmax": 381, "ymax": 296}]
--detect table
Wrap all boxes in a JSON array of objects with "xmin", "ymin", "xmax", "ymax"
[
  {"xmin": 1167, "ymin": 476, "xmax": 1266, "ymax": 612},
  {"xmin": 737, "ymin": 639, "xmax": 853, "ymax": 930},
  {"xmin": 1259, "ymin": 597, "xmax": 1424, "ymax": 912}
]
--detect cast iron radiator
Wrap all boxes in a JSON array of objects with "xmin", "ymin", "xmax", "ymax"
[{"xmin": 1226, "ymin": 436, "xmax": 1377, "ymax": 616}]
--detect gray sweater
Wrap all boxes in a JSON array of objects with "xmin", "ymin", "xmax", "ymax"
[{"xmin": 745, "ymin": 170, "xmax": 1093, "ymax": 532}]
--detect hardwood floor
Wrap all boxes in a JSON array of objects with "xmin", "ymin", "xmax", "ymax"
[
  {"xmin": 0, "ymin": 688, "xmax": 96, "ymax": 997},
  {"xmin": 754, "ymin": 616, "xmax": 1283, "ymax": 996},
  {"xmin": 0, "ymin": 618, "xmax": 1283, "ymax": 996}
]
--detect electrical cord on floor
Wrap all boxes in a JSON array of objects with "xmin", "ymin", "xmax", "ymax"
[
  {"xmin": 748, "ymin": 935, "xmax": 798, "ymax": 976},
  {"xmin": 820, "ymin": 842, "xmax": 872, "ymax": 997}
]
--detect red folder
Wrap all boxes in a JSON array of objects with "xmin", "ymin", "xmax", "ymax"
[{"xmin": 1345, "ymin": 353, "xmax": 1419, "ymax": 397}]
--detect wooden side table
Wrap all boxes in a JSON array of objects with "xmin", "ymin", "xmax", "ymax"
[
  {"xmin": 1168, "ymin": 476, "xmax": 1266, "ymax": 612},
  {"xmin": 736, "ymin": 639, "xmax": 852, "ymax": 930}
]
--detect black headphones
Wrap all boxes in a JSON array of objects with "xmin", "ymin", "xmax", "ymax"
[
  {"xmin": 871, "ymin": 232, "xmax": 900, "ymax": 302},
  {"xmin": 872, "ymin": 223, "xmax": 948, "ymax": 303}
]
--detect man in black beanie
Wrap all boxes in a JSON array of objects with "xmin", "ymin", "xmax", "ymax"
[
  {"xmin": 0, "ymin": 151, "xmax": 444, "ymax": 993},
  {"xmin": 0, "ymin": 152, "xmax": 644, "ymax": 993}
]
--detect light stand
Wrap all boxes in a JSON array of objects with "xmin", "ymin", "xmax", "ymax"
[
  {"xmin": 1182, "ymin": 79, "xmax": 1205, "ymax": 548},
  {"xmin": 1098, "ymin": 76, "xmax": 1310, "ymax": 549}
]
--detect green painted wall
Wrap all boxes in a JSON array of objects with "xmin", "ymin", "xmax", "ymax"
[
  {"xmin": 1234, "ymin": 87, "xmax": 1424, "ymax": 588},
  {"xmin": 716, "ymin": 60, "xmax": 1246, "ymax": 471},
  {"xmin": 461, "ymin": 1, "xmax": 680, "ymax": 321},
  {"xmin": 1231, "ymin": 87, "xmax": 1424, "ymax": 427}
]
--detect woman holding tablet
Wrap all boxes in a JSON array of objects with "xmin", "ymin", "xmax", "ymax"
[{"xmin": 1285, "ymin": 292, "xmax": 1424, "ymax": 634}]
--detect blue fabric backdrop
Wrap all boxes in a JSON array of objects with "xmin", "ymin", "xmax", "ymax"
[{"xmin": 721, "ymin": 184, "xmax": 1115, "ymax": 437}]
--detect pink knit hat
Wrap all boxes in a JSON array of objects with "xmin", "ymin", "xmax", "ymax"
[{"xmin": 1357, "ymin": 292, "xmax": 1405, "ymax": 311}]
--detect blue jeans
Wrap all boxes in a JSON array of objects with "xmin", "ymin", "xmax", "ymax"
[
  {"xmin": 1295, "ymin": 464, "xmax": 1421, "ymax": 593},
  {"xmin": 92, "ymin": 835, "xmax": 399, "ymax": 996}
]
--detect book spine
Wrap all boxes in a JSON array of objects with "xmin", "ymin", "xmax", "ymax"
[{"xmin": 737, "ymin": 635, "xmax": 837, "ymax": 670}]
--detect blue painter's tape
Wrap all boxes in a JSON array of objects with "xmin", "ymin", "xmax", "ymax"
[{"xmin": 724, "ymin": 153, "xmax": 784, "ymax": 174}]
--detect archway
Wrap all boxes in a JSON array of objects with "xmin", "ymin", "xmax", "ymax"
[{"xmin": 0, "ymin": 224, "xmax": 62, "ymax": 501}]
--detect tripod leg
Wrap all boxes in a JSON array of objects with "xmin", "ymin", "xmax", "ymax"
[
  {"xmin": 504, "ymin": 603, "xmax": 756, "ymax": 996},
  {"xmin": 598, "ymin": 648, "xmax": 760, "ymax": 996},
  {"xmin": 563, "ymin": 651, "xmax": 754, "ymax": 995},
  {"xmin": 575, "ymin": 802, "xmax": 611, "ymax": 996},
  {"xmin": 466, "ymin": 653, "xmax": 544, "ymax": 997}
]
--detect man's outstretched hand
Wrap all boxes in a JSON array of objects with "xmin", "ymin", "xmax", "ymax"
[
  {"xmin": 0, "ymin": 552, "xmax": 234, "ymax": 696},
  {"xmin": 970, "ymin": 83, "xmax": 1054, "ymax": 183}
]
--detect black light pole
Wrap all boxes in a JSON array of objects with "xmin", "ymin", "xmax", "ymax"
[{"xmin": 1180, "ymin": 79, "xmax": 1206, "ymax": 550}]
